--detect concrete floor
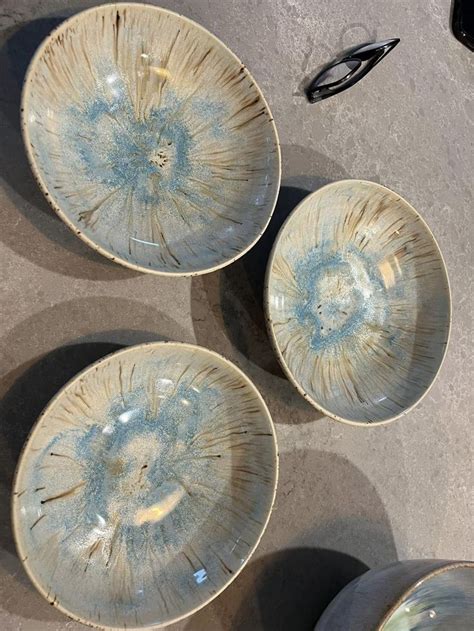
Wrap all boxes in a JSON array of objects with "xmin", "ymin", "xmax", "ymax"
[{"xmin": 0, "ymin": 1, "xmax": 472, "ymax": 630}]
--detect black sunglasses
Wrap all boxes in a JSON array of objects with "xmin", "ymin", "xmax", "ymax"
[{"xmin": 306, "ymin": 38, "xmax": 400, "ymax": 103}]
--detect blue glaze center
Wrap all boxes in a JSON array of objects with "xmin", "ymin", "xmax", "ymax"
[
  {"xmin": 65, "ymin": 72, "xmax": 227, "ymax": 210},
  {"xmin": 294, "ymin": 245, "xmax": 390, "ymax": 352},
  {"xmin": 70, "ymin": 95, "xmax": 194, "ymax": 205},
  {"xmin": 35, "ymin": 381, "xmax": 223, "ymax": 550}
]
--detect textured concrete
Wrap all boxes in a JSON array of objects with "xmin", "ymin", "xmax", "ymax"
[{"xmin": 0, "ymin": 1, "xmax": 472, "ymax": 630}]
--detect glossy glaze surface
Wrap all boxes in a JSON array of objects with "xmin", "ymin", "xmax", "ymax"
[
  {"xmin": 22, "ymin": 3, "xmax": 280, "ymax": 275},
  {"xmin": 382, "ymin": 566, "xmax": 474, "ymax": 630},
  {"xmin": 1, "ymin": 0, "xmax": 472, "ymax": 628},
  {"xmin": 12, "ymin": 343, "xmax": 278, "ymax": 629},
  {"xmin": 314, "ymin": 561, "xmax": 474, "ymax": 631},
  {"xmin": 267, "ymin": 180, "xmax": 451, "ymax": 424}
]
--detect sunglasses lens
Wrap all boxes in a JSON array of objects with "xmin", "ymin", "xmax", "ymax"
[{"xmin": 313, "ymin": 59, "xmax": 361, "ymax": 87}]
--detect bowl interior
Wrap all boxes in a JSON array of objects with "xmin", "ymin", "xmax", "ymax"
[
  {"xmin": 13, "ymin": 343, "xmax": 277, "ymax": 628},
  {"xmin": 382, "ymin": 565, "xmax": 474, "ymax": 630},
  {"xmin": 23, "ymin": 4, "xmax": 280, "ymax": 275},
  {"xmin": 267, "ymin": 180, "xmax": 450, "ymax": 424}
]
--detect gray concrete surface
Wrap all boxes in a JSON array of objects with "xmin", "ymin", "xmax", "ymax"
[{"xmin": 0, "ymin": 1, "xmax": 472, "ymax": 629}]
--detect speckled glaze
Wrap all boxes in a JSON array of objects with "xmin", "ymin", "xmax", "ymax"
[
  {"xmin": 21, "ymin": 3, "xmax": 280, "ymax": 276},
  {"xmin": 314, "ymin": 560, "xmax": 474, "ymax": 631},
  {"xmin": 12, "ymin": 343, "xmax": 278, "ymax": 629},
  {"xmin": 266, "ymin": 180, "xmax": 451, "ymax": 425}
]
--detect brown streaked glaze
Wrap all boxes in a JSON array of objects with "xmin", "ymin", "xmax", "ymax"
[
  {"xmin": 266, "ymin": 180, "xmax": 451, "ymax": 425},
  {"xmin": 21, "ymin": 3, "xmax": 280, "ymax": 276},
  {"xmin": 12, "ymin": 342, "xmax": 278, "ymax": 629}
]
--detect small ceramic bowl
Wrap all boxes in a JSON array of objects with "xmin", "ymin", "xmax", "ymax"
[
  {"xmin": 266, "ymin": 180, "xmax": 451, "ymax": 425},
  {"xmin": 12, "ymin": 342, "xmax": 278, "ymax": 629},
  {"xmin": 314, "ymin": 560, "xmax": 474, "ymax": 630},
  {"xmin": 22, "ymin": 3, "xmax": 280, "ymax": 276}
]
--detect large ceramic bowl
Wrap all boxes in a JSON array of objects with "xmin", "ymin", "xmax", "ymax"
[
  {"xmin": 314, "ymin": 560, "xmax": 474, "ymax": 630},
  {"xmin": 12, "ymin": 342, "xmax": 278, "ymax": 629},
  {"xmin": 22, "ymin": 3, "xmax": 280, "ymax": 276},
  {"xmin": 266, "ymin": 180, "xmax": 451, "ymax": 425}
]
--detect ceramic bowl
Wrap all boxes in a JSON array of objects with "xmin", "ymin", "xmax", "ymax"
[
  {"xmin": 314, "ymin": 560, "xmax": 474, "ymax": 630},
  {"xmin": 12, "ymin": 342, "xmax": 278, "ymax": 629},
  {"xmin": 22, "ymin": 3, "xmax": 280, "ymax": 276},
  {"xmin": 266, "ymin": 180, "xmax": 451, "ymax": 425}
]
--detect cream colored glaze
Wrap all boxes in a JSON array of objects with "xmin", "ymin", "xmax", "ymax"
[{"xmin": 12, "ymin": 342, "xmax": 278, "ymax": 629}]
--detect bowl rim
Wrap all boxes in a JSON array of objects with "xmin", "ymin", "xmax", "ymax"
[
  {"xmin": 264, "ymin": 179, "xmax": 452, "ymax": 427},
  {"xmin": 11, "ymin": 340, "xmax": 279, "ymax": 630},
  {"xmin": 21, "ymin": 2, "xmax": 282, "ymax": 277},
  {"xmin": 377, "ymin": 560, "xmax": 474, "ymax": 629}
]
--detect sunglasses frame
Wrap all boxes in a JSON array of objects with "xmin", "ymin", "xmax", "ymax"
[{"xmin": 306, "ymin": 38, "xmax": 400, "ymax": 104}]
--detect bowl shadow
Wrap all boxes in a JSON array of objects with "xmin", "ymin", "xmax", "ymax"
[
  {"xmin": 191, "ymin": 145, "xmax": 350, "ymax": 423},
  {"xmin": 182, "ymin": 449, "xmax": 398, "ymax": 631},
  {"xmin": 220, "ymin": 185, "xmax": 312, "ymax": 377},
  {"xmin": 191, "ymin": 186, "xmax": 321, "ymax": 422},
  {"xmin": 237, "ymin": 547, "xmax": 369, "ymax": 631}
]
